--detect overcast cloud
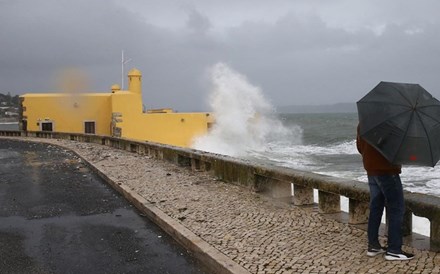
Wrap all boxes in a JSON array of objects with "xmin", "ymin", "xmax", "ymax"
[{"xmin": 1, "ymin": 0, "xmax": 440, "ymax": 111}]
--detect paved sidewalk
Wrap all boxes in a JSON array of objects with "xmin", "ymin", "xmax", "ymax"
[{"xmin": 5, "ymin": 137, "xmax": 440, "ymax": 273}]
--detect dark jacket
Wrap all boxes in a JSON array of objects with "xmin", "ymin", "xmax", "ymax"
[{"xmin": 356, "ymin": 125, "xmax": 401, "ymax": 176}]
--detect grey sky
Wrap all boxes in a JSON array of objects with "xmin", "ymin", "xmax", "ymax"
[{"xmin": 1, "ymin": 0, "xmax": 440, "ymax": 111}]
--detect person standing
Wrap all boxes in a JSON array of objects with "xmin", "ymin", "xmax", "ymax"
[{"xmin": 356, "ymin": 125, "xmax": 414, "ymax": 261}]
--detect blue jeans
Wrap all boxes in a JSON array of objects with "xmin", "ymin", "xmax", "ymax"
[{"xmin": 368, "ymin": 175, "xmax": 405, "ymax": 253}]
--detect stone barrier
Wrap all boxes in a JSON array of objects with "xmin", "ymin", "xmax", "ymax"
[
  {"xmin": 0, "ymin": 130, "xmax": 21, "ymax": 137},
  {"xmin": 2, "ymin": 130, "xmax": 440, "ymax": 248}
]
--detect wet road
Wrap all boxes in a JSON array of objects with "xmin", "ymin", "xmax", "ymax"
[{"xmin": 0, "ymin": 139, "xmax": 207, "ymax": 274}]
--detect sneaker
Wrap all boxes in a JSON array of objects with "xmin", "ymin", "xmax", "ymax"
[
  {"xmin": 384, "ymin": 251, "xmax": 414, "ymax": 261},
  {"xmin": 366, "ymin": 246, "xmax": 386, "ymax": 257}
]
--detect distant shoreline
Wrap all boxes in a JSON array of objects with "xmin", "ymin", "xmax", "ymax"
[{"xmin": 276, "ymin": 102, "xmax": 356, "ymax": 114}]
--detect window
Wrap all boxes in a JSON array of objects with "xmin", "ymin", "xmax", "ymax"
[
  {"xmin": 41, "ymin": 122, "xmax": 53, "ymax": 132},
  {"xmin": 84, "ymin": 121, "xmax": 95, "ymax": 134}
]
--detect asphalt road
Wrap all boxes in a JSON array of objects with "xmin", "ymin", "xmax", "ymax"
[{"xmin": 0, "ymin": 139, "xmax": 207, "ymax": 274}]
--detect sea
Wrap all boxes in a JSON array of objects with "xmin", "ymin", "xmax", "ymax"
[{"xmin": 0, "ymin": 122, "xmax": 19, "ymax": 131}]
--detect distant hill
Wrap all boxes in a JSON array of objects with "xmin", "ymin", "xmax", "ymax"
[
  {"xmin": 0, "ymin": 92, "xmax": 20, "ymax": 121},
  {"xmin": 0, "ymin": 92, "xmax": 20, "ymax": 106},
  {"xmin": 276, "ymin": 102, "xmax": 356, "ymax": 113}
]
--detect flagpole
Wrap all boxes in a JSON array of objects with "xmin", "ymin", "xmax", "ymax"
[
  {"xmin": 121, "ymin": 50, "xmax": 124, "ymax": 90},
  {"xmin": 121, "ymin": 50, "xmax": 132, "ymax": 90}
]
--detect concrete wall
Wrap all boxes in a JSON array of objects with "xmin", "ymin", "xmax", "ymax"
[{"xmin": 2, "ymin": 130, "xmax": 440, "ymax": 248}]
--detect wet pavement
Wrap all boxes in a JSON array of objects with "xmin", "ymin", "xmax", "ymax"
[{"xmin": 0, "ymin": 139, "xmax": 207, "ymax": 274}]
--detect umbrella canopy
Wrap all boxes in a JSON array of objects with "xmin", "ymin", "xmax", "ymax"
[{"xmin": 357, "ymin": 81, "xmax": 440, "ymax": 167}]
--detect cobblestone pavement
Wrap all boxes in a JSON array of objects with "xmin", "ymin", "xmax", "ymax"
[{"xmin": 6, "ymin": 137, "xmax": 440, "ymax": 273}]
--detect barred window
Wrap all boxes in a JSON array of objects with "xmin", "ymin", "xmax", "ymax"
[
  {"xmin": 41, "ymin": 122, "xmax": 53, "ymax": 132},
  {"xmin": 84, "ymin": 121, "xmax": 95, "ymax": 134}
]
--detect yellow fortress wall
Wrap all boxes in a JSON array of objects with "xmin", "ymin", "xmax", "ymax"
[
  {"xmin": 20, "ymin": 69, "xmax": 213, "ymax": 148},
  {"xmin": 21, "ymin": 93, "xmax": 112, "ymax": 135}
]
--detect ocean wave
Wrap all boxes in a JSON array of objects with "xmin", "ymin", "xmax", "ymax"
[
  {"xmin": 263, "ymin": 139, "xmax": 357, "ymax": 157},
  {"xmin": 192, "ymin": 63, "xmax": 301, "ymax": 157}
]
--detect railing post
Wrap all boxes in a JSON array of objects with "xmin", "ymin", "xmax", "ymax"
[
  {"xmin": 255, "ymin": 175, "xmax": 292, "ymax": 199},
  {"xmin": 293, "ymin": 184, "xmax": 314, "ymax": 206},
  {"xmin": 348, "ymin": 199, "xmax": 369, "ymax": 224},
  {"xmin": 191, "ymin": 158, "xmax": 201, "ymax": 171},
  {"xmin": 270, "ymin": 181, "xmax": 292, "ymax": 199},
  {"xmin": 318, "ymin": 190, "xmax": 340, "ymax": 214},
  {"xmin": 431, "ymin": 217, "xmax": 440, "ymax": 246},
  {"xmin": 402, "ymin": 209, "xmax": 412, "ymax": 236},
  {"xmin": 384, "ymin": 208, "xmax": 413, "ymax": 237}
]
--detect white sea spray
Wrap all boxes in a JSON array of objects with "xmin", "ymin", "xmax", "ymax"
[{"xmin": 192, "ymin": 63, "xmax": 301, "ymax": 156}]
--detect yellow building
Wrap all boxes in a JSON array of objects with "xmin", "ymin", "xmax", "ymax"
[{"xmin": 20, "ymin": 69, "xmax": 213, "ymax": 148}]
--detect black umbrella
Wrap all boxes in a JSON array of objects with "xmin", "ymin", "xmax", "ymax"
[{"xmin": 357, "ymin": 81, "xmax": 440, "ymax": 167}]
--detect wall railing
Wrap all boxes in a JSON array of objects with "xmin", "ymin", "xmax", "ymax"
[{"xmin": 2, "ymin": 130, "xmax": 439, "ymax": 249}]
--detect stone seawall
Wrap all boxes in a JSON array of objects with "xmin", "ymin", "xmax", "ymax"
[{"xmin": 1, "ymin": 130, "xmax": 440, "ymax": 248}]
